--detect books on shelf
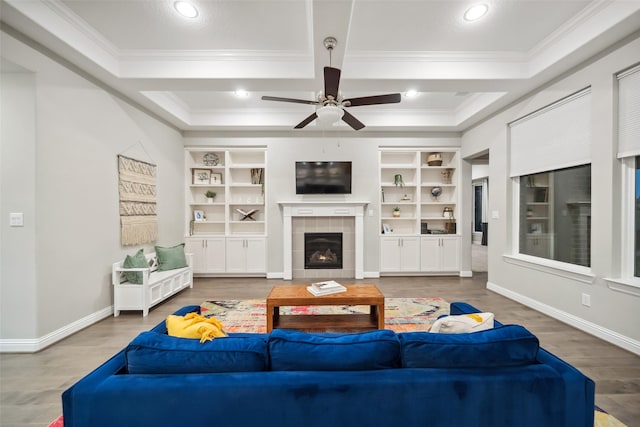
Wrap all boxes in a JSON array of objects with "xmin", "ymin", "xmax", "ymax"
[{"xmin": 306, "ymin": 280, "xmax": 347, "ymax": 296}]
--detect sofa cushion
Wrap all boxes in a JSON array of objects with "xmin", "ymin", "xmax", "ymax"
[
  {"xmin": 430, "ymin": 312, "xmax": 494, "ymax": 333},
  {"xmin": 122, "ymin": 248, "xmax": 148, "ymax": 284},
  {"xmin": 154, "ymin": 243, "xmax": 188, "ymax": 271},
  {"xmin": 268, "ymin": 329, "xmax": 400, "ymax": 371},
  {"xmin": 399, "ymin": 325, "xmax": 539, "ymax": 368},
  {"xmin": 125, "ymin": 331, "xmax": 268, "ymax": 374}
]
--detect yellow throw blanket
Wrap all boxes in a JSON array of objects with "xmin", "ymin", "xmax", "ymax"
[{"xmin": 166, "ymin": 313, "xmax": 227, "ymax": 343}]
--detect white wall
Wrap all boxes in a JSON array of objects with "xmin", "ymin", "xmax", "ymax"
[
  {"xmin": 0, "ymin": 70, "xmax": 38, "ymax": 340},
  {"xmin": 461, "ymin": 34, "xmax": 640, "ymax": 354},
  {"xmin": 0, "ymin": 32, "xmax": 185, "ymax": 351},
  {"xmin": 183, "ymin": 136, "xmax": 463, "ymax": 277}
]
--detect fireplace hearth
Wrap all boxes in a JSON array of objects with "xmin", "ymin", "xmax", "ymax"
[{"xmin": 304, "ymin": 232, "xmax": 343, "ymax": 269}]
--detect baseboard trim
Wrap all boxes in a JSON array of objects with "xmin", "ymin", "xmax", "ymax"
[
  {"xmin": 266, "ymin": 272, "xmax": 284, "ymax": 279},
  {"xmin": 487, "ymin": 281, "xmax": 640, "ymax": 356},
  {"xmin": 0, "ymin": 306, "xmax": 113, "ymax": 353},
  {"xmin": 459, "ymin": 270, "xmax": 473, "ymax": 277},
  {"xmin": 364, "ymin": 271, "xmax": 380, "ymax": 278}
]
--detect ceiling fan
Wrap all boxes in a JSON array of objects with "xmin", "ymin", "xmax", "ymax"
[{"xmin": 261, "ymin": 37, "xmax": 401, "ymax": 130}]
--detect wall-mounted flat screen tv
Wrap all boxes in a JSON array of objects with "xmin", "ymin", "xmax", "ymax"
[{"xmin": 295, "ymin": 161, "xmax": 352, "ymax": 194}]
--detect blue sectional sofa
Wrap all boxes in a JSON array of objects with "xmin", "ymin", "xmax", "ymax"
[{"xmin": 62, "ymin": 302, "xmax": 595, "ymax": 427}]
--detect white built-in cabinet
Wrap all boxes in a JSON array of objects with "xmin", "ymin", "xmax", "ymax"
[
  {"xmin": 380, "ymin": 236, "xmax": 421, "ymax": 272},
  {"xmin": 226, "ymin": 237, "xmax": 266, "ymax": 273},
  {"xmin": 420, "ymin": 236, "xmax": 460, "ymax": 272},
  {"xmin": 379, "ymin": 148, "xmax": 461, "ymax": 275},
  {"xmin": 184, "ymin": 148, "xmax": 266, "ymax": 276},
  {"xmin": 184, "ymin": 238, "xmax": 226, "ymax": 273}
]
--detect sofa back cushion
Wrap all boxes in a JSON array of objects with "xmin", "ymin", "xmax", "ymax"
[
  {"xmin": 125, "ymin": 331, "xmax": 268, "ymax": 374},
  {"xmin": 268, "ymin": 329, "xmax": 401, "ymax": 371},
  {"xmin": 399, "ymin": 325, "xmax": 539, "ymax": 368}
]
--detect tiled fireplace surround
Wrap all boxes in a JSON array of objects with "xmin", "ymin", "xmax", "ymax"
[
  {"xmin": 293, "ymin": 217, "xmax": 354, "ymax": 278},
  {"xmin": 280, "ymin": 202, "xmax": 367, "ymax": 280}
]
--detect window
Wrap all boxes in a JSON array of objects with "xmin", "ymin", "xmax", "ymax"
[
  {"xmin": 635, "ymin": 156, "xmax": 639, "ymax": 277},
  {"xmin": 519, "ymin": 164, "xmax": 591, "ymax": 267}
]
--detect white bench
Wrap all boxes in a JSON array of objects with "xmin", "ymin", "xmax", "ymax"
[{"xmin": 112, "ymin": 252, "xmax": 193, "ymax": 317}]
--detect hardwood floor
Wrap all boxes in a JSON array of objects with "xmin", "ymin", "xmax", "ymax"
[{"xmin": 1, "ymin": 273, "xmax": 638, "ymax": 426}]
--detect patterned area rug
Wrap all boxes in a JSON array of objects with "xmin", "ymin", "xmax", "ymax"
[{"xmin": 199, "ymin": 297, "xmax": 449, "ymax": 333}]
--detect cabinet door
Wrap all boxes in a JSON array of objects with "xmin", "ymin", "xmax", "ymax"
[
  {"xmin": 420, "ymin": 237, "xmax": 441, "ymax": 271},
  {"xmin": 244, "ymin": 238, "xmax": 266, "ymax": 273},
  {"xmin": 203, "ymin": 238, "xmax": 226, "ymax": 273},
  {"xmin": 400, "ymin": 237, "xmax": 420, "ymax": 272},
  {"xmin": 184, "ymin": 239, "xmax": 206, "ymax": 273},
  {"xmin": 225, "ymin": 238, "xmax": 247, "ymax": 273},
  {"xmin": 439, "ymin": 236, "xmax": 460, "ymax": 271},
  {"xmin": 380, "ymin": 237, "xmax": 402, "ymax": 272}
]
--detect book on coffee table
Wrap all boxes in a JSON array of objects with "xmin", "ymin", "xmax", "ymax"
[{"xmin": 307, "ymin": 280, "xmax": 347, "ymax": 296}]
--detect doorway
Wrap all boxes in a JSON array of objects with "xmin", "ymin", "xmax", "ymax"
[{"xmin": 470, "ymin": 151, "xmax": 489, "ymax": 273}]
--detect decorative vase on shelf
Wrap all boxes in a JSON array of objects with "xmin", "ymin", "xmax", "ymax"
[
  {"xmin": 393, "ymin": 207, "xmax": 401, "ymax": 218},
  {"xmin": 394, "ymin": 174, "xmax": 404, "ymax": 187},
  {"xmin": 431, "ymin": 187, "xmax": 442, "ymax": 201},
  {"xmin": 441, "ymin": 168, "xmax": 453, "ymax": 184}
]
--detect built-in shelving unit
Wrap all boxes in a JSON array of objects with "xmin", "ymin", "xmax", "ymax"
[
  {"xmin": 379, "ymin": 148, "xmax": 461, "ymax": 275},
  {"xmin": 184, "ymin": 147, "xmax": 266, "ymax": 275}
]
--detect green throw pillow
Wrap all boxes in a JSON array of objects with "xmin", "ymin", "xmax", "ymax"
[
  {"xmin": 155, "ymin": 243, "xmax": 188, "ymax": 271},
  {"xmin": 123, "ymin": 249, "xmax": 148, "ymax": 284}
]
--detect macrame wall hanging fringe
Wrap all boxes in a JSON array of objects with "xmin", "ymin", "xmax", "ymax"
[{"xmin": 118, "ymin": 154, "xmax": 158, "ymax": 246}]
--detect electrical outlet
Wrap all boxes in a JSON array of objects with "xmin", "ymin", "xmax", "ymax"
[{"xmin": 581, "ymin": 293, "xmax": 591, "ymax": 307}]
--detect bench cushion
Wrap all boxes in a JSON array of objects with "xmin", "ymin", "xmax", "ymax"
[
  {"xmin": 125, "ymin": 331, "xmax": 268, "ymax": 374},
  {"xmin": 122, "ymin": 249, "xmax": 148, "ymax": 284},
  {"xmin": 268, "ymin": 329, "xmax": 401, "ymax": 371},
  {"xmin": 155, "ymin": 243, "xmax": 188, "ymax": 271},
  {"xmin": 399, "ymin": 325, "xmax": 539, "ymax": 368}
]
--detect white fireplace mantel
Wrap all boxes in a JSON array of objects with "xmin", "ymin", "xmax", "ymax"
[{"xmin": 278, "ymin": 201, "xmax": 369, "ymax": 280}]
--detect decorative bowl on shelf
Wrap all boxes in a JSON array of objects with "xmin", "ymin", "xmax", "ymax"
[{"xmin": 427, "ymin": 153, "xmax": 443, "ymax": 166}]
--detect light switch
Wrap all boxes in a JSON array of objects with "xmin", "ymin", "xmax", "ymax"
[
  {"xmin": 9, "ymin": 213, "xmax": 24, "ymax": 227},
  {"xmin": 491, "ymin": 210, "xmax": 500, "ymax": 219}
]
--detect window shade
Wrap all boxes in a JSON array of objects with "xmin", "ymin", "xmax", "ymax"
[
  {"xmin": 509, "ymin": 89, "xmax": 591, "ymax": 177},
  {"xmin": 618, "ymin": 65, "xmax": 640, "ymax": 159}
]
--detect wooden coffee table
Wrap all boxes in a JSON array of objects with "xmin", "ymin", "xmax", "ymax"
[{"xmin": 266, "ymin": 284, "xmax": 384, "ymax": 332}]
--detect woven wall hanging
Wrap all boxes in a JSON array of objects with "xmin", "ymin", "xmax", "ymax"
[{"xmin": 118, "ymin": 155, "xmax": 157, "ymax": 245}]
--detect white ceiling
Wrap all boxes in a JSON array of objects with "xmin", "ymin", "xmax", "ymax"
[{"xmin": 2, "ymin": 0, "xmax": 639, "ymax": 133}]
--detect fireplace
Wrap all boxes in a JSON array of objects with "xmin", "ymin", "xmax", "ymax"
[{"xmin": 304, "ymin": 233, "xmax": 343, "ymax": 269}]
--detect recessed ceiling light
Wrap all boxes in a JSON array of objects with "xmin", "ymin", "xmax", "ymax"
[
  {"xmin": 174, "ymin": 1, "xmax": 199, "ymax": 19},
  {"xmin": 405, "ymin": 89, "xmax": 419, "ymax": 98},
  {"xmin": 464, "ymin": 3, "xmax": 488, "ymax": 22},
  {"xmin": 235, "ymin": 89, "xmax": 249, "ymax": 98}
]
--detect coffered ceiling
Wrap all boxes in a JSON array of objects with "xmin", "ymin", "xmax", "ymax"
[{"xmin": 2, "ymin": 0, "xmax": 639, "ymax": 133}]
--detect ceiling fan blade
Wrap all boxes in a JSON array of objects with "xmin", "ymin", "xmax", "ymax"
[
  {"xmin": 344, "ymin": 93, "xmax": 401, "ymax": 107},
  {"xmin": 341, "ymin": 110, "xmax": 365, "ymax": 131},
  {"xmin": 294, "ymin": 112, "xmax": 318, "ymax": 129},
  {"xmin": 324, "ymin": 67, "xmax": 341, "ymax": 100},
  {"xmin": 261, "ymin": 96, "xmax": 318, "ymax": 105}
]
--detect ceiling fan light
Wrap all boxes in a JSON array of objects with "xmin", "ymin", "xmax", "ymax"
[
  {"xmin": 316, "ymin": 105, "xmax": 344, "ymax": 125},
  {"xmin": 464, "ymin": 4, "xmax": 488, "ymax": 22},
  {"xmin": 174, "ymin": 1, "xmax": 199, "ymax": 18},
  {"xmin": 235, "ymin": 89, "xmax": 249, "ymax": 98},
  {"xmin": 405, "ymin": 89, "xmax": 419, "ymax": 98}
]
